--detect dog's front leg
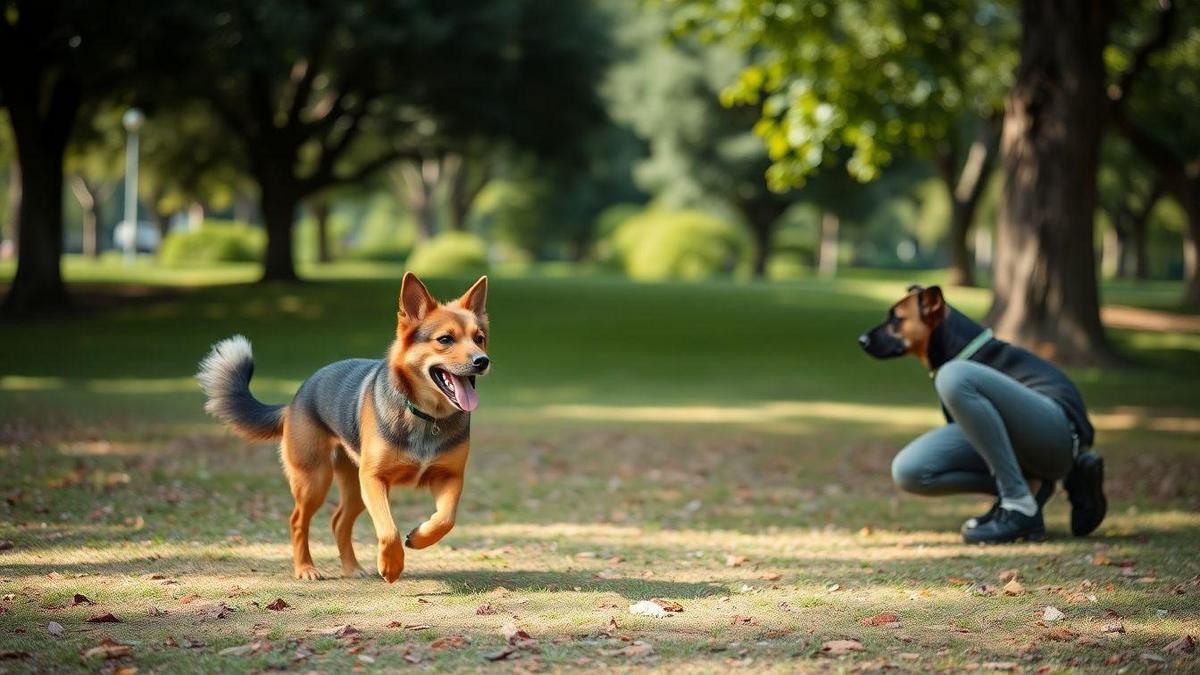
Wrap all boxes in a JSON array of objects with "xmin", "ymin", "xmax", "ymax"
[
  {"xmin": 360, "ymin": 474, "xmax": 405, "ymax": 583},
  {"xmin": 406, "ymin": 472, "xmax": 463, "ymax": 550}
]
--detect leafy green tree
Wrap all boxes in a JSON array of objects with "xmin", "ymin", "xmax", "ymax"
[
  {"xmin": 165, "ymin": 0, "xmax": 608, "ymax": 282},
  {"xmin": 1109, "ymin": 1, "xmax": 1200, "ymax": 305},
  {"xmin": 1098, "ymin": 136, "xmax": 1162, "ymax": 281},
  {"xmin": 664, "ymin": 0, "xmax": 1181, "ymax": 362},
  {"xmin": 659, "ymin": 0, "xmax": 1015, "ymax": 285},
  {"xmin": 607, "ymin": 15, "xmax": 792, "ymax": 277},
  {"xmin": 0, "ymin": 0, "xmax": 173, "ymax": 314},
  {"xmin": 65, "ymin": 107, "xmax": 125, "ymax": 258}
]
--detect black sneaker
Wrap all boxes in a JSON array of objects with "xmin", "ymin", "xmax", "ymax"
[
  {"xmin": 962, "ymin": 480, "xmax": 1055, "ymax": 531},
  {"xmin": 1064, "ymin": 452, "xmax": 1106, "ymax": 537},
  {"xmin": 962, "ymin": 507, "xmax": 1045, "ymax": 544}
]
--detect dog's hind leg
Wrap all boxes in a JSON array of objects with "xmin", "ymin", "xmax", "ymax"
[
  {"xmin": 330, "ymin": 446, "xmax": 370, "ymax": 578},
  {"xmin": 281, "ymin": 411, "xmax": 333, "ymax": 581}
]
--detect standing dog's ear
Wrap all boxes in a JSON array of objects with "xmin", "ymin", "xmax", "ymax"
[
  {"xmin": 399, "ymin": 272, "xmax": 437, "ymax": 322},
  {"xmin": 919, "ymin": 285, "xmax": 945, "ymax": 320},
  {"xmin": 458, "ymin": 276, "xmax": 488, "ymax": 319}
]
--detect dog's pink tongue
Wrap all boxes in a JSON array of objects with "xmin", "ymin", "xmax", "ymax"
[{"xmin": 451, "ymin": 374, "xmax": 479, "ymax": 412}]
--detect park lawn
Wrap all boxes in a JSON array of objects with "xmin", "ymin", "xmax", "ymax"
[{"xmin": 1, "ymin": 260, "xmax": 1198, "ymax": 673}]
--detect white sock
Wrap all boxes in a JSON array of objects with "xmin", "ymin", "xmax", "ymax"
[{"xmin": 1001, "ymin": 494, "xmax": 1038, "ymax": 517}]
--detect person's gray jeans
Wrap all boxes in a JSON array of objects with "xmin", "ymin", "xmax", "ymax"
[{"xmin": 892, "ymin": 360, "xmax": 1075, "ymax": 501}]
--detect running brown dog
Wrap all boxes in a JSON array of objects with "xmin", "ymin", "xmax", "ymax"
[{"xmin": 198, "ymin": 273, "xmax": 490, "ymax": 582}]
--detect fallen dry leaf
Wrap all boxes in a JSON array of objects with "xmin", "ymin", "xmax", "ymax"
[
  {"xmin": 475, "ymin": 603, "xmax": 499, "ymax": 615},
  {"xmin": 197, "ymin": 602, "xmax": 234, "ymax": 620},
  {"xmin": 319, "ymin": 624, "xmax": 360, "ymax": 638},
  {"xmin": 1102, "ymin": 623, "xmax": 1126, "ymax": 634},
  {"xmin": 650, "ymin": 598, "xmax": 683, "ymax": 613},
  {"xmin": 725, "ymin": 554, "xmax": 748, "ymax": 567},
  {"xmin": 177, "ymin": 593, "xmax": 201, "ymax": 604},
  {"xmin": 430, "ymin": 634, "xmax": 469, "ymax": 650},
  {"xmin": 1104, "ymin": 654, "xmax": 1123, "ymax": 666},
  {"xmin": 70, "ymin": 593, "xmax": 93, "ymax": 606},
  {"xmin": 47, "ymin": 621, "xmax": 63, "ymax": 637},
  {"xmin": 86, "ymin": 612, "xmax": 121, "ymax": 623},
  {"xmin": 860, "ymin": 612, "xmax": 900, "ymax": 627},
  {"xmin": 1002, "ymin": 579, "xmax": 1026, "ymax": 596},
  {"xmin": 730, "ymin": 614, "xmax": 759, "ymax": 625},
  {"xmin": 265, "ymin": 598, "xmax": 289, "ymax": 611},
  {"xmin": 46, "ymin": 572, "xmax": 64, "ymax": 580},
  {"xmin": 821, "ymin": 639, "xmax": 865, "ymax": 655},
  {"xmin": 1164, "ymin": 635, "xmax": 1196, "ymax": 654},
  {"xmin": 82, "ymin": 639, "xmax": 132, "ymax": 660},
  {"xmin": 760, "ymin": 572, "xmax": 783, "ymax": 582},
  {"xmin": 999, "ymin": 569, "xmax": 1020, "ymax": 583},
  {"xmin": 1042, "ymin": 606, "xmax": 1066, "ymax": 622}
]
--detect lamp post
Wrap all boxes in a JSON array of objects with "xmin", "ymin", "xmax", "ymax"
[{"xmin": 121, "ymin": 108, "xmax": 145, "ymax": 263}]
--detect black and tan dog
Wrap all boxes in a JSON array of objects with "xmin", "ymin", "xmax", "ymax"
[
  {"xmin": 858, "ymin": 285, "xmax": 1106, "ymax": 541},
  {"xmin": 198, "ymin": 273, "xmax": 489, "ymax": 582}
]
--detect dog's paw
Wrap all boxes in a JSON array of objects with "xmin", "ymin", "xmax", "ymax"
[
  {"xmin": 376, "ymin": 537, "xmax": 405, "ymax": 584},
  {"xmin": 294, "ymin": 565, "xmax": 324, "ymax": 581}
]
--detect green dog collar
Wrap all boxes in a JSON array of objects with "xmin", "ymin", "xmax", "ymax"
[
  {"xmin": 405, "ymin": 399, "xmax": 441, "ymax": 435},
  {"xmin": 930, "ymin": 328, "xmax": 994, "ymax": 378}
]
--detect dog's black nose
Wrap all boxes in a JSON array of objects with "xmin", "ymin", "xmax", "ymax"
[
  {"xmin": 472, "ymin": 355, "xmax": 490, "ymax": 370},
  {"xmin": 857, "ymin": 334, "xmax": 870, "ymax": 349}
]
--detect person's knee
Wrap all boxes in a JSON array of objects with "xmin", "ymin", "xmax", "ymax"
[
  {"xmin": 934, "ymin": 360, "xmax": 977, "ymax": 406},
  {"xmin": 891, "ymin": 450, "xmax": 932, "ymax": 495}
]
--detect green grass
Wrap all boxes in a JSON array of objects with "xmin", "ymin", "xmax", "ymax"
[{"xmin": 1, "ymin": 259, "xmax": 1198, "ymax": 672}]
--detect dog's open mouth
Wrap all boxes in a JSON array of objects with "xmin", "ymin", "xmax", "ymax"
[{"xmin": 429, "ymin": 366, "xmax": 480, "ymax": 412}]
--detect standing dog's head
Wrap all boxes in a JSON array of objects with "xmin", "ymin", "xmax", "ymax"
[
  {"xmin": 858, "ymin": 285, "xmax": 946, "ymax": 366},
  {"xmin": 389, "ymin": 272, "xmax": 490, "ymax": 416}
]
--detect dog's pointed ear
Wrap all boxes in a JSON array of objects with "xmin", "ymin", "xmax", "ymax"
[
  {"xmin": 458, "ymin": 276, "xmax": 488, "ymax": 318},
  {"xmin": 919, "ymin": 285, "xmax": 945, "ymax": 319},
  {"xmin": 399, "ymin": 272, "xmax": 437, "ymax": 322}
]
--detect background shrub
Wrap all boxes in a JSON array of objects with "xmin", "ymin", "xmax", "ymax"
[
  {"xmin": 405, "ymin": 232, "xmax": 490, "ymax": 277},
  {"xmin": 609, "ymin": 209, "xmax": 751, "ymax": 281},
  {"xmin": 159, "ymin": 220, "xmax": 264, "ymax": 266}
]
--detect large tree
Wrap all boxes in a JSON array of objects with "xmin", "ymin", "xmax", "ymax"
[
  {"xmin": 168, "ymin": 0, "xmax": 608, "ymax": 282},
  {"xmin": 0, "ymin": 0, "xmax": 166, "ymax": 314},
  {"xmin": 660, "ymin": 0, "xmax": 1015, "ymax": 285},
  {"xmin": 1108, "ymin": 1, "xmax": 1200, "ymax": 306},
  {"xmin": 607, "ymin": 16, "xmax": 793, "ymax": 277},
  {"xmin": 984, "ymin": 0, "xmax": 1114, "ymax": 363}
]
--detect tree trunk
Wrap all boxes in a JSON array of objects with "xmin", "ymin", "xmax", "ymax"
[
  {"xmin": 937, "ymin": 121, "xmax": 999, "ymax": 288},
  {"xmin": 740, "ymin": 197, "xmax": 789, "ymax": 278},
  {"xmin": 311, "ymin": 197, "xmax": 332, "ymax": 264},
  {"xmin": 392, "ymin": 160, "xmax": 440, "ymax": 241},
  {"xmin": 2, "ymin": 80, "xmax": 79, "ymax": 315},
  {"xmin": 818, "ymin": 210, "xmax": 839, "ymax": 278},
  {"xmin": 152, "ymin": 208, "xmax": 171, "ymax": 244},
  {"xmin": 443, "ymin": 153, "xmax": 489, "ymax": 233},
  {"xmin": 1178, "ymin": 183, "xmax": 1200, "ymax": 306},
  {"xmin": 259, "ymin": 180, "xmax": 300, "ymax": 282},
  {"xmin": 985, "ymin": 0, "xmax": 1115, "ymax": 364},
  {"xmin": 68, "ymin": 174, "xmax": 100, "ymax": 258},
  {"xmin": 4, "ymin": 157, "xmax": 19, "ymax": 254}
]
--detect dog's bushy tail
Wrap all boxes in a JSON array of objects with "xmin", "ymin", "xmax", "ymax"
[{"xmin": 197, "ymin": 335, "xmax": 285, "ymax": 440}]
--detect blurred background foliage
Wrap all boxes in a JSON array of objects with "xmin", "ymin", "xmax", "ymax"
[{"xmin": 1, "ymin": 0, "xmax": 1196, "ymax": 347}]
